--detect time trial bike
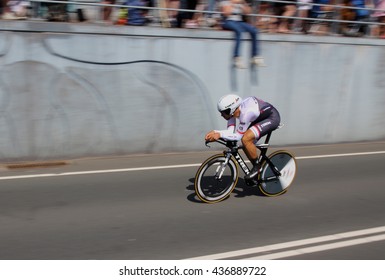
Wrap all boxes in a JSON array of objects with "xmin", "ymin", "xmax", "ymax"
[{"xmin": 194, "ymin": 126, "xmax": 297, "ymax": 203}]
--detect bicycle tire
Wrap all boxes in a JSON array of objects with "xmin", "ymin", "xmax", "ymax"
[
  {"xmin": 194, "ymin": 154, "xmax": 239, "ymax": 203},
  {"xmin": 258, "ymin": 150, "xmax": 297, "ymax": 197}
]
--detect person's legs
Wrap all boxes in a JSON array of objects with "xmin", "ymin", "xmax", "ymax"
[
  {"xmin": 185, "ymin": 0, "xmax": 198, "ymax": 26},
  {"xmin": 207, "ymin": 0, "xmax": 216, "ymax": 15},
  {"xmin": 296, "ymin": 1, "xmax": 311, "ymax": 33},
  {"xmin": 278, "ymin": 4, "xmax": 296, "ymax": 33},
  {"xmin": 222, "ymin": 20, "xmax": 244, "ymax": 58},
  {"xmin": 203, "ymin": 0, "xmax": 217, "ymax": 26},
  {"xmin": 176, "ymin": 0, "xmax": 187, "ymax": 27},
  {"xmin": 222, "ymin": 20, "xmax": 248, "ymax": 67},
  {"xmin": 380, "ymin": 16, "xmax": 385, "ymax": 38},
  {"xmin": 237, "ymin": 21, "xmax": 265, "ymax": 66},
  {"xmin": 0, "ymin": 0, "xmax": 4, "ymax": 16},
  {"xmin": 102, "ymin": 0, "xmax": 115, "ymax": 22},
  {"xmin": 167, "ymin": 0, "xmax": 179, "ymax": 20},
  {"xmin": 238, "ymin": 21, "xmax": 259, "ymax": 57}
]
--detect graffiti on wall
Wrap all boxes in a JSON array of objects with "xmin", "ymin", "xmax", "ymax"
[{"xmin": 0, "ymin": 32, "xmax": 215, "ymax": 161}]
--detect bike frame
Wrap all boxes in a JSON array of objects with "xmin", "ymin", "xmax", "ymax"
[{"xmin": 210, "ymin": 131, "xmax": 281, "ymax": 180}]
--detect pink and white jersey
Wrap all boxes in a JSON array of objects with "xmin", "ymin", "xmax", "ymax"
[{"xmin": 216, "ymin": 96, "xmax": 272, "ymax": 141}]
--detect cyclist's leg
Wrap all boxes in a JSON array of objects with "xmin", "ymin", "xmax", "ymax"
[
  {"xmin": 244, "ymin": 108, "xmax": 281, "ymax": 179},
  {"xmin": 241, "ymin": 130, "xmax": 258, "ymax": 163},
  {"xmin": 244, "ymin": 108, "xmax": 281, "ymax": 159}
]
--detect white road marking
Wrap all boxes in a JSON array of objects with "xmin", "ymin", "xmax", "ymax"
[
  {"xmin": 0, "ymin": 150, "xmax": 384, "ymax": 181},
  {"xmin": 0, "ymin": 164, "xmax": 200, "ymax": 181},
  {"xmin": 244, "ymin": 233, "xmax": 385, "ymax": 260},
  {"xmin": 186, "ymin": 226, "xmax": 385, "ymax": 260},
  {"xmin": 296, "ymin": 150, "xmax": 385, "ymax": 159}
]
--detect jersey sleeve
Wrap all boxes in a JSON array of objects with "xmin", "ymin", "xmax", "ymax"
[
  {"xmin": 215, "ymin": 118, "xmax": 242, "ymax": 141},
  {"xmin": 217, "ymin": 129, "xmax": 243, "ymax": 141}
]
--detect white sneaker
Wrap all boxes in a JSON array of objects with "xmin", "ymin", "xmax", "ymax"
[
  {"xmin": 2, "ymin": 12, "xmax": 26, "ymax": 20},
  {"xmin": 234, "ymin": 57, "xmax": 246, "ymax": 69},
  {"xmin": 2, "ymin": 13, "xmax": 18, "ymax": 20},
  {"xmin": 206, "ymin": 18, "xmax": 216, "ymax": 27},
  {"xmin": 185, "ymin": 20, "xmax": 198, "ymax": 29},
  {"xmin": 251, "ymin": 56, "xmax": 266, "ymax": 67}
]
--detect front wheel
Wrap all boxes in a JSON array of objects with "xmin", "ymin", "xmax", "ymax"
[
  {"xmin": 258, "ymin": 150, "xmax": 297, "ymax": 196},
  {"xmin": 194, "ymin": 154, "xmax": 239, "ymax": 203}
]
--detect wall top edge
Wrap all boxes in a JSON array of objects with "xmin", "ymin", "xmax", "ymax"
[{"xmin": 1, "ymin": 20, "xmax": 385, "ymax": 46}]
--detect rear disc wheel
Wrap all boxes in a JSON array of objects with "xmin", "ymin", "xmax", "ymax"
[{"xmin": 258, "ymin": 150, "xmax": 297, "ymax": 196}]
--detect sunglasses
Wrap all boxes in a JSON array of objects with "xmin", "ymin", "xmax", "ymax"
[{"xmin": 220, "ymin": 108, "xmax": 231, "ymax": 116}]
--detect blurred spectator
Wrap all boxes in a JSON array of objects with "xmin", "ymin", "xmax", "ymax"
[
  {"xmin": 116, "ymin": 6, "xmax": 128, "ymax": 24},
  {"xmin": 0, "ymin": 0, "xmax": 5, "ymax": 17},
  {"xmin": 102, "ymin": 0, "xmax": 116, "ymax": 22},
  {"xmin": 295, "ymin": 0, "xmax": 313, "ymax": 33},
  {"xmin": 255, "ymin": 1, "xmax": 275, "ymax": 32},
  {"xmin": 126, "ymin": 0, "xmax": 146, "ymax": 25},
  {"xmin": 2, "ymin": 0, "xmax": 28, "ymax": 19},
  {"xmin": 372, "ymin": 0, "xmax": 385, "ymax": 38},
  {"xmin": 141, "ymin": 0, "xmax": 172, "ymax": 27},
  {"xmin": 220, "ymin": 0, "xmax": 265, "ymax": 68},
  {"xmin": 176, "ymin": 0, "xmax": 199, "ymax": 28},
  {"xmin": 46, "ymin": 0, "xmax": 69, "ymax": 21},
  {"xmin": 271, "ymin": 0, "xmax": 297, "ymax": 33},
  {"xmin": 340, "ymin": 0, "xmax": 371, "ymax": 36},
  {"xmin": 351, "ymin": 0, "xmax": 371, "ymax": 34},
  {"xmin": 308, "ymin": 0, "xmax": 336, "ymax": 34},
  {"xmin": 166, "ymin": 0, "xmax": 179, "ymax": 26},
  {"xmin": 204, "ymin": 0, "xmax": 218, "ymax": 27}
]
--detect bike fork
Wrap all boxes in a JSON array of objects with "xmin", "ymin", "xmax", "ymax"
[{"xmin": 215, "ymin": 153, "xmax": 231, "ymax": 180}]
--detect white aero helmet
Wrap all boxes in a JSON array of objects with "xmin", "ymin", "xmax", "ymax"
[{"xmin": 217, "ymin": 94, "xmax": 242, "ymax": 116}]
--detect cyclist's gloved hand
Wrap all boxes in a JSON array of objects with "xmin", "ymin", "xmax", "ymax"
[{"xmin": 204, "ymin": 130, "xmax": 221, "ymax": 142}]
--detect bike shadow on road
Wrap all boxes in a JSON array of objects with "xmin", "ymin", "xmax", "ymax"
[{"xmin": 186, "ymin": 178, "xmax": 265, "ymax": 203}]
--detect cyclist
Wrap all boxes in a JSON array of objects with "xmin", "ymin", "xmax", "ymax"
[{"xmin": 205, "ymin": 94, "xmax": 281, "ymax": 179}]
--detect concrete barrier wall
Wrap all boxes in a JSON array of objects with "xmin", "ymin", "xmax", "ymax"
[{"xmin": 0, "ymin": 21, "xmax": 384, "ymax": 161}]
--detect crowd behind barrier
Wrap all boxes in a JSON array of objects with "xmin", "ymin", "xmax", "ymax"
[{"xmin": 0, "ymin": 0, "xmax": 384, "ymax": 38}]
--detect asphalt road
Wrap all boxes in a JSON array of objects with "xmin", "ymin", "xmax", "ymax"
[{"xmin": 0, "ymin": 141, "xmax": 384, "ymax": 260}]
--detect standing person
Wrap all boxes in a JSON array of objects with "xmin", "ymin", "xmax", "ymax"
[
  {"xmin": 102, "ymin": 0, "xmax": 116, "ymax": 23},
  {"xmin": 204, "ymin": 94, "xmax": 281, "ymax": 180},
  {"xmin": 220, "ymin": 0, "xmax": 265, "ymax": 68},
  {"xmin": 0, "ymin": 0, "xmax": 5, "ymax": 17},
  {"xmin": 296, "ymin": 0, "xmax": 313, "ymax": 33},
  {"xmin": 271, "ymin": 0, "xmax": 296, "ymax": 33},
  {"xmin": 205, "ymin": 0, "xmax": 218, "ymax": 27},
  {"xmin": 176, "ymin": 0, "xmax": 198, "ymax": 28},
  {"xmin": 351, "ymin": 0, "xmax": 371, "ymax": 35},
  {"xmin": 126, "ymin": 0, "xmax": 146, "ymax": 25},
  {"xmin": 372, "ymin": 0, "xmax": 385, "ymax": 38},
  {"xmin": 166, "ymin": 0, "xmax": 179, "ymax": 26},
  {"xmin": 341, "ymin": 0, "xmax": 370, "ymax": 36}
]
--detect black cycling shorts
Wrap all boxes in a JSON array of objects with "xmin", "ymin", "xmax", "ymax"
[{"xmin": 248, "ymin": 106, "xmax": 281, "ymax": 140}]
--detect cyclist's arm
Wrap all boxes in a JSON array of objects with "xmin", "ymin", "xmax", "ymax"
[
  {"xmin": 216, "ymin": 121, "xmax": 251, "ymax": 141},
  {"xmin": 216, "ymin": 129, "xmax": 243, "ymax": 141},
  {"xmin": 214, "ymin": 118, "xmax": 238, "ymax": 140},
  {"xmin": 215, "ymin": 111, "xmax": 257, "ymax": 141}
]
